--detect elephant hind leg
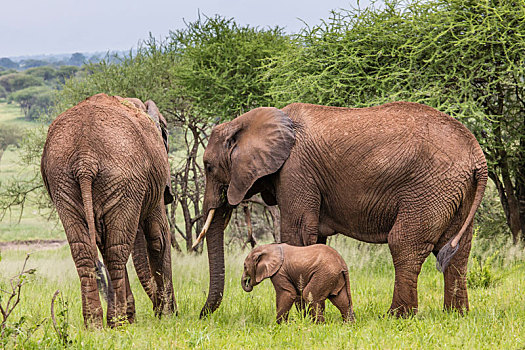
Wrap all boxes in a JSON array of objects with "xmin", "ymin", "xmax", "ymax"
[
  {"xmin": 301, "ymin": 276, "xmax": 331, "ymax": 323},
  {"xmin": 57, "ymin": 207, "xmax": 103, "ymax": 328},
  {"xmin": 102, "ymin": 205, "xmax": 142, "ymax": 327},
  {"xmin": 124, "ymin": 267, "xmax": 136, "ymax": 323},
  {"xmin": 434, "ymin": 220, "xmax": 473, "ymax": 313},
  {"xmin": 328, "ymin": 283, "xmax": 354, "ymax": 322},
  {"xmin": 387, "ymin": 210, "xmax": 437, "ymax": 317}
]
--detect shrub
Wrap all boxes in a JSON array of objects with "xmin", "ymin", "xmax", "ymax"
[{"xmin": 467, "ymin": 250, "xmax": 500, "ymax": 289}]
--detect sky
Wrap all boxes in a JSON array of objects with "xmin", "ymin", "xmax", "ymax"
[{"xmin": 0, "ymin": 0, "xmax": 372, "ymax": 58}]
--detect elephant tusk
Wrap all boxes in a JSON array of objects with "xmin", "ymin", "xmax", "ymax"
[{"xmin": 192, "ymin": 209, "xmax": 215, "ymax": 249}]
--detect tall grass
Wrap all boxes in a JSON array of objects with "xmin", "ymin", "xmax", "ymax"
[{"xmin": 0, "ymin": 236, "xmax": 524, "ymax": 349}]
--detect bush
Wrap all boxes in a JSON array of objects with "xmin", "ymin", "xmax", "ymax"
[
  {"xmin": 0, "ymin": 73, "xmax": 44, "ymax": 93},
  {"xmin": 25, "ymin": 66, "xmax": 57, "ymax": 82},
  {"xmin": 467, "ymin": 251, "xmax": 500, "ymax": 289},
  {"xmin": 8, "ymin": 86, "xmax": 55, "ymax": 120}
]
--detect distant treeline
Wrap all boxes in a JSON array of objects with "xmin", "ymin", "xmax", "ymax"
[
  {"xmin": 0, "ymin": 52, "xmax": 114, "ymax": 71},
  {"xmin": 0, "ymin": 65, "xmax": 80, "ymax": 120}
]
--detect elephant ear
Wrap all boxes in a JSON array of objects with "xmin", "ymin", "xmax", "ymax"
[
  {"xmin": 226, "ymin": 107, "xmax": 295, "ymax": 206},
  {"xmin": 144, "ymin": 100, "xmax": 174, "ymax": 204},
  {"xmin": 255, "ymin": 244, "xmax": 284, "ymax": 284},
  {"xmin": 145, "ymin": 100, "xmax": 169, "ymax": 153}
]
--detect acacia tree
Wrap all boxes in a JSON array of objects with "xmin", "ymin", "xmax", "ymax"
[
  {"xmin": 267, "ymin": 0, "xmax": 525, "ymax": 241},
  {"xmin": 38, "ymin": 15, "xmax": 291, "ymax": 252}
]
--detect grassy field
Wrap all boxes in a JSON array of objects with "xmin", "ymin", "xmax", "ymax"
[
  {"xmin": 0, "ymin": 237, "xmax": 524, "ymax": 349},
  {"xmin": 1, "ymin": 101, "xmax": 524, "ymax": 349}
]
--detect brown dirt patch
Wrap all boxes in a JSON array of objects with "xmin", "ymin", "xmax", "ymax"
[{"xmin": 0, "ymin": 239, "xmax": 67, "ymax": 251}]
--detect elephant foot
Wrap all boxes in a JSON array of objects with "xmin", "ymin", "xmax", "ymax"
[
  {"xmin": 387, "ymin": 304, "xmax": 417, "ymax": 318},
  {"xmin": 342, "ymin": 311, "xmax": 355, "ymax": 323},
  {"xmin": 126, "ymin": 312, "xmax": 136, "ymax": 324},
  {"xmin": 443, "ymin": 295, "xmax": 469, "ymax": 315},
  {"xmin": 85, "ymin": 315, "xmax": 104, "ymax": 329},
  {"xmin": 83, "ymin": 305, "xmax": 104, "ymax": 329}
]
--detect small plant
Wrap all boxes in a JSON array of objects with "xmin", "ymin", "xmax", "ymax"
[
  {"xmin": 0, "ymin": 253, "xmax": 41, "ymax": 347},
  {"xmin": 467, "ymin": 251, "xmax": 500, "ymax": 289},
  {"xmin": 51, "ymin": 290, "xmax": 72, "ymax": 346}
]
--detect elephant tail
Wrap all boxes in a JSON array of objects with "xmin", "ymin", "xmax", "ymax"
[
  {"xmin": 78, "ymin": 175, "xmax": 112, "ymax": 299},
  {"xmin": 436, "ymin": 163, "xmax": 488, "ymax": 272},
  {"xmin": 95, "ymin": 259, "xmax": 113, "ymax": 302}
]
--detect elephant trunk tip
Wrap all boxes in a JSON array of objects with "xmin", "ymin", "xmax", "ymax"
[{"xmin": 241, "ymin": 276, "xmax": 253, "ymax": 292}]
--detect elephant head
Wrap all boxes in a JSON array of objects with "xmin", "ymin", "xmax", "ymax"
[
  {"xmin": 241, "ymin": 244, "xmax": 284, "ymax": 292},
  {"xmin": 196, "ymin": 107, "xmax": 295, "ymax": 317}
]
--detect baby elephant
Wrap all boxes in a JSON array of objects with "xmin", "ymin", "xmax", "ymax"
[{"xmin": 241, "ymin": 243, "xmax": 354, "ymax": 323}]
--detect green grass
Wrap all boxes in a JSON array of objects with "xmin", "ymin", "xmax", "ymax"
[
  {"xmin": 0, "ymin": 102, "xmax": 35, "ymax": 128},
  {"xmin": 1, "ymin": 238, "xmax": 524, "ymax": 349},
  {"xmin": 0, "ymin": 102, "xmax": 63, "ymax": 242}
]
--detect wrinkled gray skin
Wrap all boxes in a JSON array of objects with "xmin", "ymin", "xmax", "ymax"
[
  {"xmin": 242, "ymin": 243, "xmax": 354, "ymax": 323},
  {"xmin": 200, "ymin": 102, "xmax": 487, "ymax": 318},
  {"xmin": 41, "ymin": 93, "xmax": 175, "ymax": 328}
]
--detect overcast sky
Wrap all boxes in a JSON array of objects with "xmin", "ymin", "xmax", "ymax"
[{"xmin": 0, "ymin": 0, "xmax": 372, "ymax": 58}]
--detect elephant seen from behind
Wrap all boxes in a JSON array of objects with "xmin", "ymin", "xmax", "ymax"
[
  {"xmin": 242, "ymin": 243, "xmax": 354, "ymax": 323},
  {"xmin": 41, "ymin": 93, "xmax": 175, "ymax": 327},
  {"xmin": 195, "ymin": 101, "xmax": 487, "ymax": 318}
]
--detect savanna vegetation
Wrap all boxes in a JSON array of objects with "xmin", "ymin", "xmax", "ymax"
[{"xmin": 0, "ymin": 0, "xmax": 524, "ymax": 348}]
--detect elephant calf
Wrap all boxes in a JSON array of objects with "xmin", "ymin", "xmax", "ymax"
[{"xmin": 242, "ymin": 243, "xmax": 354, "ymax": 323}]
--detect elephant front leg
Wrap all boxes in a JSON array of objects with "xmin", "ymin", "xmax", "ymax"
[
  {"xmin": 275, "ymin": 290, "xmax": 296, "ymax": 324},
  {"xmin": 144, "ymin": 207, "xmax": 176, "ymax": 317},
  {"xmin": 277, "ymin": 176, "xmax": 321, "ymax": 246},
  {"xmin": 272, "ymin": 277, "xmax": 297, "ymax": 324}
]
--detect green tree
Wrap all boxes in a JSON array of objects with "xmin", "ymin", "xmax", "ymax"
[
  {"xmin": 19, "ymin": 59, "xmax": 48, "ymax": 69},
  {"xmin": 57, "ymin": 15, "xmax": 291, "ymax": 250},
  {"xmin": 0, "ymin": 73, "xmax": 44, "ymax": 93},
  {"xmin": 9, "ymin": 86, "xmax": 54, "ymax": 120},
  {"xmin": 68, "ymin": 53, "xmax": 86, "ymax": 66},
  {"xmin": 170, "ymin": 15, "xmax": 293, "ymax": 121},
  {"xmin": 0, "ymin": 58, "xmax": 19, "ymax": 70},
  {"xmin": 0, "ymin": 125, "xmax": 22, "ymax": 163},
  {"xmin": 25, "ymin": 66, "xmax": 57, "ymax": 82},
  {"xmin": 55, "ymin": 66, "xmax": 79, "ymax": 84},
  {"xmin": 0, "ymin": 69, "xmax": 17, "ymax": 77},
  {"xmin": 0, "ymin": 85, "xmax": 7, "ymax": 100},
  {"xmin": 267, "ymin": 0, "xmax": 525, "ymax": 241}
]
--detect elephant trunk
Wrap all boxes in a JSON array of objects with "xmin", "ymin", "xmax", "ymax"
[
  {"xmin": 199, "ymin": 205, "xmax": 229, "ymax": 318},
  {"xmin": 241, "ymin": 271, "xmax": 253, "ymax": 292}
]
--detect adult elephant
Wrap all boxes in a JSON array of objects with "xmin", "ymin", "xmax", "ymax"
[
  {"xmin": 41, "ymin": 93, "xmax": 175, "ymax": 327},
  {"xmin": 195, "ymin": 101, "xmax": 487, "ymax": 318}
]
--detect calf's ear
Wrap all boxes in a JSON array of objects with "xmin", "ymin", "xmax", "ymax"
[{"xmin": 255, "ymin": 245, "xmax": 284, "ymax": 283}]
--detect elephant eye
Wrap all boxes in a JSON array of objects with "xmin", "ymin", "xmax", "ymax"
[{"xmin": 204, "ymin": 161, "xmax": 213, "ymax": 173}]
